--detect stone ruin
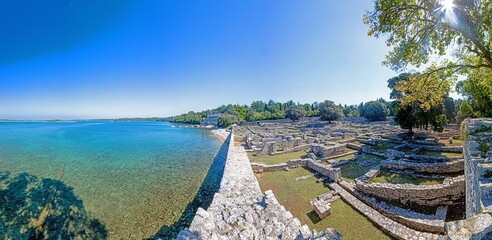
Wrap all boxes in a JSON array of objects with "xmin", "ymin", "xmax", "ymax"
[
  {"xmin": 234, "ymin": 118, "xmax": 492, "ymax": 239},
  {"xmin": 310, "ymin": 191, "xmax": 340, "ymax": 219},
  {"xmin": 446, "ymin": 118, "xmax": 492, "ymax": 239},
  {"xmin": 310, "ymin": 144, "xmax": 346, "ymax": 160}
]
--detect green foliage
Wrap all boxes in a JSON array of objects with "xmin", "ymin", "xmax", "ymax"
[
  {"xmin": 388, "ymin": 73, "xmax": 450, "ymax": 132},
  {"xmin": 365, "ymin": 0, "xmax": 492, "ymax": 71},
  {"xmin": 318, "ymin": 100, "xmax": 344, "ymax": 122},
  {"xmin": 458, "ymin": 101, "xmax": 475, "ymax": 120},
  {"xmin": 456, "ymin": 69, "xmax": 492, "ymax": 117},
  {"xmin": 217, "ymin": 114, "xmax": 240, "ymax": 128},
  {"xmin": 443, "ymin": 97, "xmax": 457, "ymax": 123},
  {"xmin": 366, "ymin": 0, "xmax": 492, "ymax": 118},
  {"xmin": 363, "ymin": 101, "xmax": 389, "ymax": 121},
  {"xmin": 342, "ymin": 104, "xmax": 361, "ymax": 117},
  {"xmin": 285, "ymin": 105, "xmax": 306, "ymax": 122},
  {"xmin": 165, "ymin": 99, "xmax": 323, "ymax": 125}
]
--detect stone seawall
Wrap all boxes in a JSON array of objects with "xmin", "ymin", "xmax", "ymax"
[
  {"xmin": 177, "ymin": 131, "xmax": 340, "ymax": 239},
  {"xmin": 355, "ymin": 176, "xmax": 465, "ymax": 206}
]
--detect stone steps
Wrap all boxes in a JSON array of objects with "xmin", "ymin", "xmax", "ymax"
[{"xmin": 328, "ymin": 182, "xmax": 447, "ymax": 240}]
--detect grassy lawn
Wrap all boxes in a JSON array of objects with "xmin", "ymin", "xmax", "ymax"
[
  {"xmin": 419, "ymin": 151, "xmax": 462, "ymax": 158},
  {"xmin": 331, "ymin": 153, "xmax": 356, "ymax": 162},
  {"xmin": 368, "ymin": 142, "xmax": 396, "ymax": 153},
  {"xmin": 438, "ymin": 139, "xmax": 463, "ymax": 147},
  {"xmin": 371, "ymin": 170, "xmax": 443, "ymax": 185},
  {"xmin": 255, "ymin": 167, "xmax": 390, "ymax": 240},
  {"xmin": 340, "ymin": 155, "xmax": 384, "ymax": 182},
  {"xmin": 247, "ymin": 150, "xmax": 308, "ymax": 165}
]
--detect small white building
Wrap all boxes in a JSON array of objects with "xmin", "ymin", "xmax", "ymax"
[{"xmin": 201, "ymin": 113, "xmax": 222, "ymax": 126}]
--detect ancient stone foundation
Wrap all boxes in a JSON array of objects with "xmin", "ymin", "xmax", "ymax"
[
  {"xmin": 177, "ymin": 131, "xmax": 341, "ymax": 240},
  {"xmin": 355, "ymin": 176, "xmax": 465, "ymax": 206}
]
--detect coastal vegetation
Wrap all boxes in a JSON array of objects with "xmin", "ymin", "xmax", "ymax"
[{"xmin": 165, "ymin": 97, "xmax": 431, "ymax": 128}]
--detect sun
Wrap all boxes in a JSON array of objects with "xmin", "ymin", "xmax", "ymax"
[{"xmin": 440, "ymin": 0, "xmax": 455, "ymax": 11}]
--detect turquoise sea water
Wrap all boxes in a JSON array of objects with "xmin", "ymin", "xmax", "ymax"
[{"xmin": 0, "ymin": 121, "xmax": 223, "ymax": 239}]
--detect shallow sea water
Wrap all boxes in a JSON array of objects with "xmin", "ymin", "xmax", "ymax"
[{"xmin": 0, "ymin": 121, "xmax": 223, "ymax": 239}]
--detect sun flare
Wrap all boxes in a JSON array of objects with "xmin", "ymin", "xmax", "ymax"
[{"xmin": 441, "ymin": 0, "xmax": 455, "ymax": 11}]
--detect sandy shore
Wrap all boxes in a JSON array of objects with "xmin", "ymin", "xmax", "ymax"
[{"xmin": 211, "ymin": 128, "xmax": 229, "ymax": 142}]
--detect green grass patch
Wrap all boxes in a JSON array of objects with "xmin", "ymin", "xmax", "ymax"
[
  {"xmin": 340, "ymin": 155, "xmax": 384, "ymax": 182},
  {"xmin": 247, "ymin": 150, "xmax": 308, "ymax": 165},
  {"xmin": 331, "ymin": 154, "xmax": 355, "ymax": 162},
  {"xmin": 438, "ymin": 139, "xmax": 463, "ymax": 147},
  {"xmin": 255, "ymin": 167, "xmax": 390, "ymax": 240},
  {"xmin": 371, "ymin": 170, "xmax": 443, "ymax": 185},
  {"xmin": 368, "ymin": 142, "xmax": 396, "ymax": 153},
  {"xmin": 420, "ymin": 151, "xmax": 462, "ymax": 158}
]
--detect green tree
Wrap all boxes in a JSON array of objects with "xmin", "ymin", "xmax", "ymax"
[
  {"xmin": 217, "ymin": 114, "xmax": 240, "ymax": 128},
  {"xmin": 443, "ymin": 97, "xmax": 457, "ymax": 123},
  {"xmin": 318, "ymin": 100, "xmax": 344, "ymax": 122},
  {"xmin": 388, "ymin": 73, "xmax": 449, "ymax": 133},
  {"xmin": 363, "ymin": 101, "xmax": 389, "ymax": 121},
  {"xmin": 285, "ymin": 105, "xmax": 306, "ymax": 122},
  {"xmin": 366, "ymin": 0, "xmax": 492, "ymax": 117},
  {"xmin": 457, "ymin": 101, "xmax": 475, "ymax": 121},
  {"xmin": 456, "ymin": 70, "xmax": 492, "ymax": 117},
  {"xmin": 365, "ymin": 0, "xmax": 492, "ymax": 72}
]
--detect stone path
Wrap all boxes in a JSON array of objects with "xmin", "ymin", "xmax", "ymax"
[
  {"xmin": 177, "ymin": 132, "xmax": 340, "ymax": 240},
  {"xmin": 328, "ymin": 182, "xmax": 447, "ymax": 240}
]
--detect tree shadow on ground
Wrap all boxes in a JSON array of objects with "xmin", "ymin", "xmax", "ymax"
[
  {"xmin": 0, "ymin": 171, "xmax": 107, "ymax": 239},
  {"xmin": 149, "ymin": 134, "xmax": 231, "ymax": 239}
]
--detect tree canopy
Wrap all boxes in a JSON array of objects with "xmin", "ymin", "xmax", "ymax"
[
  {"xmin": 363, "ymin": 101, "xmax": 389, "ymax": 121},
  {"xmin": 318, "ymin": 100, "xmax": 344, "ymax": 122},
  {"xmin": 365, "ymin": 0, "xmax": 492, "ymax": 72},
  {"xmin": 285, "ymin": 105, "xmax": 306, "ymax": 122},
  {"xmin": 366, "ymin": 0, "xmax": 492, "ymax": 118},
  {"xmin": 388, "ymin": 73, "xmax": 450, "ymax": 132}
]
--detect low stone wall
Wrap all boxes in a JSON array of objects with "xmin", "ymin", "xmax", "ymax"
[
  {"xmin": 306, "ymin": 160, "xmax": 341, "ymax": 182},
  {"xmin": 179, "ymin": 131, "xmax": 341, "ymax": 239},
  {"xmin": 446, "ymin": 213, "xmax": 492, "ymax": 239},
  {"xmin": 324, "ymin": 150, "xmax": 357, "ymax": 160},
  {"xmin": 380, "ymin": 158, "xmax": 464, "ymax": 174},
  {"xmin": 360, "ymin": 146, "xmax": 386, "ymax": 158},
  {"xmin": 350, "ymin": 189, "xmax": 446, "ymax": 234},
  {"xmin": 463, "ymin": 118, "xmax": 492, "ymax": 218},
  {"xmin": 354, "ymin": 176, "xmax": 465, "ymax": 206},
  {"xmin": 330, "ymin": 182, "xmax": 445, "ymax": 240},
  {"xmin": 271, "ymin": 144, "xmax": 311, "ymax": 155},
  {"xmin": 251, "ymin": 159, "xmax": 341, "ymax": 183},
  {"xmin": 311, "ymin": 144, "xmax": 346, "ymax": 159},
  {"xmin": 407, "ymin": 143, "xmax": 463, "ymax": 153},
  {"xmin": 407, "ymin": 154, "xmax": 462, "ymax": 163},
  {"xmin": 346, "ymin": 142, "xmax": 361, "ymax": 150},
  {"xmin": 251, "ymin": 159, "xmax": 308, "ymax": 173}
]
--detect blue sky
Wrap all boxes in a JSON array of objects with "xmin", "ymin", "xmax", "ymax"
[{"xmin": 0, "ymin": 0, "xmax": 396, "ymax": 119}]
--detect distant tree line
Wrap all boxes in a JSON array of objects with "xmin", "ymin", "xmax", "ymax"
[{"xmin": 165, "ymin": 98, "xmax": 401, "ymax": 128}]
